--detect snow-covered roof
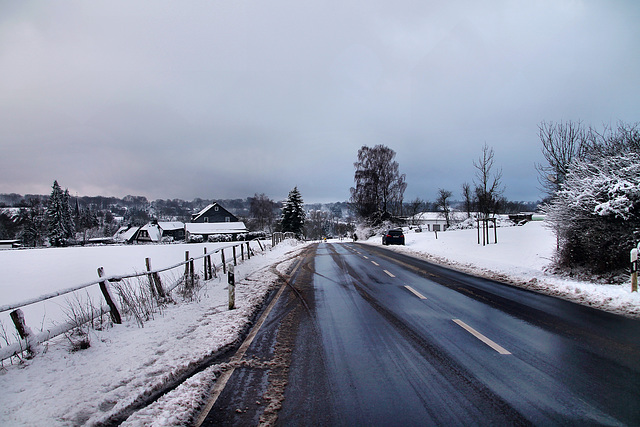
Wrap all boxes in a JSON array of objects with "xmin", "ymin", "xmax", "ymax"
[
  {"xmin": 157, "ymin": 221, "xmax": 184, "ymax": 231},
  {"xmin": 191, "ymin": 203, "xmax": 221, "ymax": 222},
  {"xmin": 138, "ymin": 223, "xmax": 163, "ymax": 241},
  {"xmin": 0, "ymin": 208, "xmax": 21, "ymax": 220},
  {"xmin": 410, "ymin": 211, "xmax": 466, "ymax": 222},
  {"xmin": 412, "ymin": 212, "xmax": 445, "ymax": 221},
  {"xmin": 185, "ymin": 222, "xmax": 248, "ymax": 235},
  {"xmin": 113, "ymin": 225, "xmax": 140, "ymax": 242}
]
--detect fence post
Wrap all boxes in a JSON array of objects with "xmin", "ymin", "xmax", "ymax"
[
  {"xmin": 190, "ymin": 257, "xmax": 195, "ymax": 287},
  {"xmin": 10, "ymin": 309, "xmax": 36, "ymax": 357},
  {"xmin": 632, "ymin": 248, "xmax": 638, "ymax": 292},
  {"xmin": 246, "ymin": 242, "xmax": 251, "ymax": 259},
  {"xmin": 228, "ymin": 264, "xmax": 235, "ymax": 310},
  {"xmin": 233, "ymin": 245, "xmax": 237, "ymax": 266},
  {"xmin": 145, "ymin": 257, "xmax": 165, "ymax": 299},
  {"xmin": 97, "ymin": 267, "xmax": 122, "ymax": 324},
  {"xmin": 204, "ymin": 248, "xmax": 211, "ymax": 280},
  {"xmin": 184, "ymin": 251, "xmax": 190, "ymax": 279},
  {"xmin": 241, "ymin": 243, "xmax": 245, "ymax": 261},
  {"xmin": 221, "ymin": 250, "xmax": 226, "ymax": 274}
]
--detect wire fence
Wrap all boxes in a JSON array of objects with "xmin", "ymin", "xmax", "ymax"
[{"xmin": 0, "ymin": 239, "xmax": 269, "ymax": 362}]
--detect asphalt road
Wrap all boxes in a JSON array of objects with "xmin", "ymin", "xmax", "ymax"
[{"xmin": 198, "ymin": 241, "xmax": 640, "ymax": 426}]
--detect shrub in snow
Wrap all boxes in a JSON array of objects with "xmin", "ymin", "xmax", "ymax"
[
  {"xmin": 189, "ymin": 234, "xmax": 204, "ymax": 243},
  {"xmin": 545, "ymin": 152, "xmax": 640, "ymax": 273},
  {"xmin": 207, "ymin": 234, "xmax": 232, "ymax": 243}
]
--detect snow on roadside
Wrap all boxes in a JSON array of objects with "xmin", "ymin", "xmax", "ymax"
[
  {"xmin": 0, "ymin": 241, "xmax": 309, "ymax": 427},
  {"xmin": 364, "ymin": 221, "xmax": 640, "ymax": 318}
]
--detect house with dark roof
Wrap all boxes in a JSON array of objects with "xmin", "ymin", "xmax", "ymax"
[{"xmin": 191, "ymin": 203, "xmax": 239, "ymax": 223}]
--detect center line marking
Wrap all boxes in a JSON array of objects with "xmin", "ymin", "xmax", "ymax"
[
  {"xmin": 371, "ymin": 260, "xmax": 379, "ymax": 266},
  {"xmin": 383, "ymin": 270, "xmax": 395, "ymax": 278},
  {"xmin": 452, "ymin": 319, "xmax": 511, "ymax": 355},
  {"xmin": 404, "ymin": 285, "xmax": 427, "ymax": 300},
  {"xmin": 363, "ymin": 256, "xmax": 369, "ymax": 259}
]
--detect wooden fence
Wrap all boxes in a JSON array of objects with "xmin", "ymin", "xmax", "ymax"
[{"xmin": 0, "ymin": 240, "xmax": 267, "ymax": 362}]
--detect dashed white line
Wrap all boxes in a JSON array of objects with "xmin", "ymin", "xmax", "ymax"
[
  {"xmin": 371, "ymin": 260, "xmax": 379, "ymax": 266},
  {"xmin": 383, "ymin": 270, "xmax": 395, "ymax": 278},
  {"xmin": 404, "ymin": 285, "xmax": 427, "ymax": 300},
  {"xmin": 452, "ymin": 319, "xmax": 511, "ymax": 355},
  {"xmin": 363, "ymin": 256, "xmax": 369, "ymax": 259}
]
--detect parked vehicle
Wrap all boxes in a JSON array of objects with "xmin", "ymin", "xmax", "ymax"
[{"xmin": 382, "ymin": 228, "xmax": 405, "ymax": 245}]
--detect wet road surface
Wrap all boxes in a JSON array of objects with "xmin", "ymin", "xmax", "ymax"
[{"xmin": 198, "ymin": 242, "xmax": 640, "ymax": 426}]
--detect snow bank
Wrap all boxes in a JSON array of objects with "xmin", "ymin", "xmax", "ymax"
[{"xmin": 362, "ymin": 221, "xmax": 640, "ymax": 317}]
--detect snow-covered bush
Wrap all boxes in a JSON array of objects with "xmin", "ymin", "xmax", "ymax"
[
  {"xmin": 207, "ymin": 234, "xmax": 232, "ymax": 243},
  {"xmin": 189, "ymin": 234, "xmax": 204, "ymax": 243},
  {"xmin": 545, "ymin": 152, "xmax": 640, "ymax": 273}
]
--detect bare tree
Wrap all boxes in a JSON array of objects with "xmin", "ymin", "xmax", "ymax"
[
  {"xmin": 406, "ymin": 197, "xmax": 425, "ymax": 225},
  {"xmin": 435, "ymin": 189, "xmax": 453, "ymax": 228},
  {"xmin": 461, "ymin": 182, "xmax": 473, "ymax": 218},
  {"xmin": 350, "ymin": 145, "xmax": 406, "ymax": 221},
  {"xmin": 473, "ymin": 143, "xmax": 504, "ymax": 219},
  {"xmin": 535, "ymin": 120, "xmax": 587, "ymax": 197},
  {"xmin": 583, "ymin": 121, "xmax": 640, "ymax": 160},
  {"xmin": 250, "ymin": 193, "xmax": 277, "ymax": 232}
]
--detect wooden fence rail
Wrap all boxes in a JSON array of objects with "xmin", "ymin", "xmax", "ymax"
[{"xmin": 0, "ymin": 239, "xmax": 268, "ymax": 362}]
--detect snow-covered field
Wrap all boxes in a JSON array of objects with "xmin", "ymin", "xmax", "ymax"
[
  {"xmin": 1, "ymin": 221, "xmax": 639, "ymax": 426},
  {"xmin": 0, "ymin": 240, "xmax": 309, "ymax": 426},
  {"xmin": 362, "ymin": 221, "xmax": 640, "ymax": 318},
  {"xmin": 0, "ymin": 241, "xmax": 261, "ymax": 343}
]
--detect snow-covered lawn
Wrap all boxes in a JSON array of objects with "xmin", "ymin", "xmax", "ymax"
[
  {"xmin": 0, "ymin": 241, "xmax": 263, "ymax": 344},
  {"xmin": 363, "ymin": 221, "xmax": 640, "ymax": 318},
  {"xmin": 0, "ymin": 240, "xmax": 309, "ymax": 426}
]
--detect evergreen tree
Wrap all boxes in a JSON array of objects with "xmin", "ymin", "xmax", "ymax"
[
  {"xmin": 47, "ymin": 180, "xmax": 75, "ymax": 246},
  {"xmin": 280, "ymin": 187, "xmax": 305, "ymax": 237},
  {"xmin": 19, "ymin": 200, "xmax": 46, "ymax": 247}
]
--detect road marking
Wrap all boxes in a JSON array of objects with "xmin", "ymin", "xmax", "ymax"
[
  {"xmin": 452, "ymin": 319, "xmax": 511, "ymax": 355},
  {"xmin": 383, "ymin": 269, "xmax": 395, "ymax": 278},
  {"xmin": 371, "ymin": 260, "xmax": 379, "ymax": 266},
  {"xmin": 404, "ymin": 285, "xmax": 427, "ymax": 300},
  {"xmin": 363, "ymin": 256, "xmax": 369, "ymax": 259}
]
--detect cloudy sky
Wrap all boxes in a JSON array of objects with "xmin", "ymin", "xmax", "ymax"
[{"xmin": 1, "ymin": 1, "xmax": 638, "ymax": 203}]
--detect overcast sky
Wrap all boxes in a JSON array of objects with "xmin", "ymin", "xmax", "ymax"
[{"xmin": 1, "ymin": 1, "xmax": 638, "ymax": 203}]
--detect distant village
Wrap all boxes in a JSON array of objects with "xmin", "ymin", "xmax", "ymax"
[
  {"xmin": 0, "ymin": 192, "xmax": 539, "ymax": 248},
  {"xmin": 0, "ymin": 193, "xmax": 356, "ymax": 247}
]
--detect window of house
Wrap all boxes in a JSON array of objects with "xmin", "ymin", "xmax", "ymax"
[
  {"xmin": 214, "ymin": 206, "xmax": 219, "ymax": 211},
  {"xmin": 225, "ymin": 217, "xmax": 230, "ymax": 222},
  {"xmin": 433, "ymin": 224, "xmax": 441, "ymax": 232},
  {"xmin": 204, "ymin": 217, "xmax": 209, "ymax": 223}
]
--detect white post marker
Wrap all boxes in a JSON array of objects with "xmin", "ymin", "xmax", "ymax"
[
  {"xmin": 228, "ymin": 264, "xmax": 235, "ymax": 310},
  {"xmin": 631, "ymin": 247, "xmax": 638, "ymax": 293}
]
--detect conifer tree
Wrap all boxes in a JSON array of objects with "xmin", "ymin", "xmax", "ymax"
[
  {"xmin": 280, "ymin": 187, "xmax": 305, "ymax": 237},
  {"xmin": 47, "ymin": 180, "xmax": 75, "ymax": 246}
]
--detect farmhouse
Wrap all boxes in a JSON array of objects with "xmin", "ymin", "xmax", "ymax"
[
  {"xmin": 410, "ymin": 212, "xmax": 463, "ymax": 232},
  {"xmin": 191, "ymin": 203, "xmax": 239, "ymax": 223},
  {"xmin": 113, "ymin": 225, "xmax": 140, "ymax": 244},
  {"xmin": 135, "ymin": 221, "xmax": 185, "ymax": 243}
]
